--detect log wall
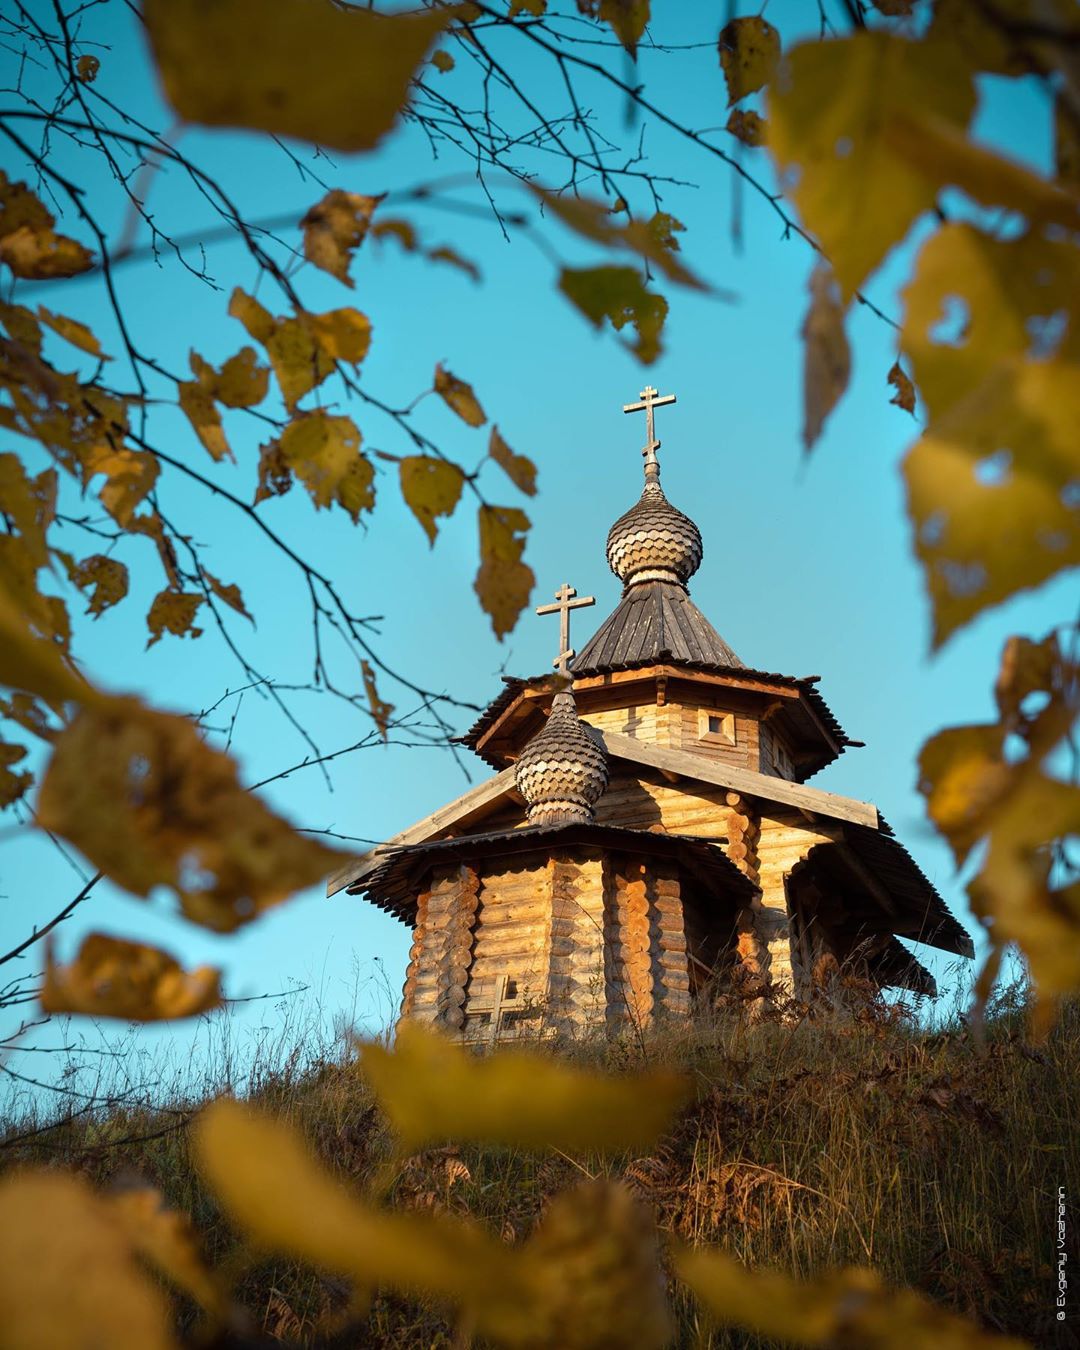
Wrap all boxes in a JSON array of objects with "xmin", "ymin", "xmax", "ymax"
[{"xmin": 756, "ymin": 809, "xmax": 840, "ymax": 993}]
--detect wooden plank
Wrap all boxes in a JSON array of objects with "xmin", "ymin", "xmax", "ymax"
[
  {"xmin": 599, "ymin": 731, "xmax": 878, "ymax": 829},
  {"xmin": 326, "ymin": 766, "xmax": 518, "ymax": 896}
]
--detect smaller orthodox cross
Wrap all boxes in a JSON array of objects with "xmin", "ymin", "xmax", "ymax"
[
  {"xmin": 623, "ymin": 384, "xmax": 676, "ymax": 474},
  {"xmin": 536, "ymin": 582, "xmax": 595, "ymax": 676}
]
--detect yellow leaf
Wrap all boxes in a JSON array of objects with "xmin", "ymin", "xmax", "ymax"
[
  {"xmin": 178, "ymin": 379, "xmax": 231, "ymax": 462},
  {"xmin": 205, "ymin": 569, "xmax": 252, "ymax": 620},
  {"xmin": 887, "ymin": 360, "xmax": 916, "ymax": 416},
  {"xmin": 426, "ymin": 243, "xmax": 481, "ymax": 282},
  {"xmin": 918, "ymin": 724, "xmax": 1010, "ymax": 867},
  {"xmin": 0, "ymin": 173, "xmax": 94, "ymax": 279},
  {"xmin": 0, "ymin": 574, "xmax": 87, "ymax": 707},
  {"xmin": 42, "ymin": 932, "xmax": 222, "ymax": 1021},
  {"xmin": 371, "ymin": 217, "xmax": 418, "ymax": 251},
  {"xmin": 801, "ymin": 262, "xmax": 850, "ymax": 451},
  {"xmin": 36, "ymin": 696, "xmax": 340, "ymax": 929},
  {"xmin": 926, "ymin": 0, "xmax": 1077, "ymax": 78},
  {"xmin": 559, "ymin": 265, "xmax": 668, "ymax": 363},
  {"xmin": 0, "ymin": 452, "xmax": 56, "ymax": 567},
  {"xmin": 0, "ymin": 738, "xmax": 32, "ymax": 809},
  {"xmin": 37, "ymin": 307, "xmax": 107, "ymax": 358},
  {"xmin": 254, "ymin": 438, "xmax": 293, "ymax": 504},
  {"xmin": 226, "ymin": 287, "xmax": 274, "ymax": 344},
  {"xmin": 726, "ymin": 108, "xmax": 765, "ymax": 147},
  {"xmin": 489, "ymin": 425, "xmax": 537, "ymax": 497},
  {"xmin": 595, "ymin": 0, "xmax": 650, "ymax": 57},
  {"xmin": 144, "ymin": 0, "xmax": 452, "ymax": 151},
  {"xmin": 767, "ymin": 33, "xmax": 976, "ymax": 297},
  {"xmin": 77, "ymin": 53, "xmax": 100, "ymax": 82},
  {"xmin": 676, "ymin": 1247, "xmax": 1025, "ymax": 1348},
  {"xmin": 308, "ymin": 306, "xmax": 372, "ymax": 364},
  {"xmin": 719, "ymin": 16, "xmax": 780, "ymax": 105},
  {"xmin": 85, "ymin": 444, "xmax": 159, "ymax": 527},
  {"xmin": 509, "ymin": 0, "xmax": 547, "ymax": 13},
  {"xmin": 193, "ymin": 1097, "xmax": 516, "ymax": 1302},
  {"xmin": 279, "ymin": 411, "xmax": 375, "ymax": 522},
  {"xmin": 399, "ymin": 455, "xmax": 465, "ymax": 544},
  {"xmin": 434, "ymin": 362, "xmax": 486, "ymax": 427},
  {"xmin": 475, "ymin": 503, "xmax": 534, "ymax": 640},
  {"xmin": 191, "ymin": 345, "xmax": 269, "ymax": 408},
  {"xmin": 106, "ymin": 1188, "xmax": 222, "ymax": 1315},
  {"xmin": 0, "ymin": 298, "xmax": 43, "ymax": 350},
  {"xmin": 900, "ymin": 225, "xmax": 1080, "ymax": 645},
  {"xmin": 0, "ymin": 1172, "xmax": 176, "ymax": 1350},
  {"xmin": 536, "ymin": 190, "xmax": 703, "ymax": 289},
  {"xmin": 361, "ymin": 659, "xmax": 395, "ymax": 740},
  {"xmin": 359, "ymin": 1021, "xmax": 687, "ymax": 1153},
  {"xmin": 146, "ymin": 589, "xmax": 204, "ymax": 647},
  {"xmin": 301, "ymin": 189, "xmax": 383, "ymax": 286},
  {"xmin": 67, "ymin": 553, "xmax": 129, "ymax": 617},
  {"xmin": 431, "ymin": 48, "xmax": 455, "ymax": 73}
]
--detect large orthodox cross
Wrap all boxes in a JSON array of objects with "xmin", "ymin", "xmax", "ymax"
[
  {"xmin": 536, "ymin": 582, "xmax": 595, "ymax": 676},
  {"xmin": 623, "ymin": 384, "xmax": 676, "ymax": 473}
]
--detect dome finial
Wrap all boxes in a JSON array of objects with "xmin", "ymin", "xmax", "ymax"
[{"xmin": 623, "ymin": 384, "xmax": 677, "ymax": 484}]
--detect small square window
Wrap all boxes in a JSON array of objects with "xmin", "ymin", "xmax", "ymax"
[{"xmin": 697, "ymin": 708, "xmax": 735, "ymax": 745}]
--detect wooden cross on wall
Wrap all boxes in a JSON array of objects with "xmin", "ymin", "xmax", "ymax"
[
  {"xmin": 536, "ymin": 582, "xmax": 595, "ymax": 676},
  {"xmin": 623, "ymin": 384, "xmax": 676, "ymax": 473}
]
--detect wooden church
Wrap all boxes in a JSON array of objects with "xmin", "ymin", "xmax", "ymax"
[{"xmin": 328, "ymin": 387, "xmax": 972, "ymax": 1041}]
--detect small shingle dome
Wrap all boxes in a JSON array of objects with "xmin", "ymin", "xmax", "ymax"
[
  {"xmin": 606, "ymin": 480, "xmax": 703, "ymax": 588},
  {"xmin": 515, "ymin": 690, "xmax": 609, "ymax": 825}
]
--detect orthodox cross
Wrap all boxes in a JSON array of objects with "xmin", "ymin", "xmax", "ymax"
[
  {"xmin": 536, "ymin": 582, "xmax": 595, "ymax": 676},
  {"xmin": 623, "ymin": 384, "xmax": 676, "ymax": 474}
]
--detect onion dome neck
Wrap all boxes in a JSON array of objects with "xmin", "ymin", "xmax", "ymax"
[
  {"xmin": 514, "ymin": 689, "xmax": 609, "ymax": 825},
  {"xmin": 605, "ymin": 469, "xmax": 703, "ymax": 589}
]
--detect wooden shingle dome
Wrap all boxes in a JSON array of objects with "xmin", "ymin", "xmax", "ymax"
[
  {"xmin": 515, "ymin": 689, "xmax": 609, "ymax": 824},
  {"xmin": 606, "ymin": 479, "xmax": 704, "ymax": 587}
]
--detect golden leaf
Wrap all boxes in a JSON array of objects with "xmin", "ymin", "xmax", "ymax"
[
  {"xmin": 359, "ymin": 1021, "xmax": 687, "ymax": 1153},
  {"xmin": 767, "ymin": 33, "xmax": 976, "ymax": 297},
  {"xmin": 0, "ymin": 739, "xmax": 32, "ymax": 809},
  {"xmin": 0, "ymin": 1171, "xmax": 175, "ymax": 1350},
  {"xmin": 144, "ymin": 0, "xmax": 452, "ymax": 151},
  {"xmin": 475, "ymin": 503, "xmax": 534, "ymax": 640},
  {"xmin": 85, "ymin": 444, "xmax": 159, "ymax": 527},
  {"xmin": 726, "ymin": 108, "xmax": 765, "ymax": 147},
  {"xmin": 926, "ymin": 0, "xmax": 1077, "ymax": 78},
  {"xmin": 42, "ymin": 932, "xmax": 222, "ymax": 1021},
  {"xmin": 0, "ymin": 452, "xmax": 56, "ymax": 566},
  {"xmin": 371, "ymin": 218, "xmax": 418, "ymax": 251},
  {"xmin": 126, "ymin": 511, "xmax": 180, "ymax": 588},
  {"xmin": 361, "ymin": 659, "xmax": 395, "ymax": 740},
  {"xmin": 146, "ymin": 589, "xmax": 204, "ymax": 647},
  {"xmin": 431, "ymin": 49, "xmax": 455, "ymax": 73},
  {"xmin": 254, "ymin": 438, "xmax": 293, "ymax": 504},
  {"xmin": 918, "ymin": 724, "xmax": 1011, "ymax": 868},
  {"xmin": 536, "ymin": 191, "xmax": 702, "ymax": 289},
  {"xmin": 0, "ymin": 298, "xmax": 43, "ymax": 350},
  {"xmin": 887, "ymin": 360, "xmax": 916, "ymax": 416},
  {"xmin": 676, "ymin": 1247, "xmax": 1025, "ymax": 1348},
  {"xmin": 36, "ymin": 696, "xmax": 340, "ymax": 930},
  {"xmin": 719, "ymin": 16, "xmax": 780, "ymax": 105},
  {"xmin": 205, "ymin": 570, "xmax": 252, "ymax": 620},
  {"xmin": 307, "ymin": 306, "xmax": 372, "ymax": 364},
  {"xmin": 801, "ymin": 262, "xmax": 850, "ymax": 451},
  {"xmin": 193, "ymin": 1098, "xmax": 516, "ymax": 1303},
  {"xmin": 559, "ymin": 265, "xmax": 668, "ymax": 363},
  {"xmin": 399, "ymin": 455, "xmax": 466, "ymax": 544},
  {"xmin": 0, "ymin": 173, "xmax": 94, "ymax": 280},
  {"xmin": 77, "ymin": 53, "xmax": 100, "ymax": 82},
  {"xmin": 37, "ymin": 307, "xmax": 107, "ymax": 358},
  {"xmin": 178, "ymin": 379, "xmax": 231, "ymax": 462},
  {"xmin": 426, "ymin": 244, "xmax": 481, "ymax": 282},
  {"xmin": 191, "ymin": 345, "xmax": 269, "ymax": 408},
  {"xmin": 590, "ymin": 0, "xmax": 650, "ymax": 57},
  {"xmin": 106, "ymin": 1188, "xmax": 222, "ymax": 1315},
  {"xmin": 509, "ymin": 0, "xmax": 547, "ymax": 13},
  {"xmin": 0, "ymin": 572, "xmax": 87, "ymax": 707},
  {"xmin": 67, "ymin": 553, "xmax": 129, "ymax": 617},
  {"xmin": 489, "ymin": 425, "xmax": 537, "ymax": 497},
  {"xmin": 434, "ymin": 363, "xmax": 486, "ymax": 427},
  {"xmin": 301, "ymin": 189, "xmax": 383, "ymax": 286},
  {"xmin": 900, "ymin": 225, "xmax": 1080, "ymax": 645},
  {"xmin": 279, "ymin": 411, "xmax": 375, "ymax": 522},
  {"xmin": 226, "ymin": 287, "xmax": 274, "ymax": 344}
]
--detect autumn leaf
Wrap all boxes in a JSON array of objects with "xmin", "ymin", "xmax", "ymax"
[
  {"xmin": 801, "ymin": 262, "xmax": 850, "ymax": 451},
  {"xmin": 0, "ymin": 172, "xmax": 94, "ymax": 280},
  {"xmin": 925, "ymin": 0, "xmax": 1058, "ymax": 78},
  {"xmin": 536, "ymin": 190, "xmax": 703, "ymax": 289},
  {"xmin": 398, "ymin": 455, "xmax": 464, "ymax": 545},
  {"xmin": 307, "ymin": 307, "xmax": 373, "ymax": 364},
  {"xmin": 301, "ymin": 189, "xmax": 384, "ymax": 286},
  {"xmin": 144, "ymin": 0, "xmax": 452, "ymax": 151},
  {"xmin": 0, "ymin": 1172, "xmax": 175, "ymax": 1350},
  {"xmin": 426, "ymin": 244, "xmax": 480, "ymax": 282},
  {"xmin": 190, "ymin": 345, "xmax": 269, "ymax": 408},
  {"xmin": 676, "ymin": 1246, "xmax": 1026, "ymax": 1349},
  {"xmin": 205, "ymin": 570, "xmax": 252, "ymax": 621},
  {"xmin": 178, "ymin": 379, "xmax": 231, "ymax": 462},
  {"xmin": 767, "ymin": 33, "xmax": 976, "ymax": 297},
  {"xmin": 37, "ymin": 307, "xmax": 107, "ymax": 358},
  {"xmin": 434, "ymin": 363, "xmax": 486, "ymax": 427},
  {"xmin": 0, "ymin": 739, "xmax": 32, "ymax": 809},
  {"xmin": 586, "ymin": 0, "xmax": 650, "ymax": 57},
  {"xmin": 106, "ymin": 1189, "xmax": 222, "ymax": 1315},
  {"xmin": 431, "ymin": 49, "xmax": 455, "ymax": 73},
  {"xmin": 0, "ymin": 572, "xmax": 88, "ymax": 708},
  {"xmin": 726, "ymin": 109, "xmax": 764, "ymax": 147},
  {"xmin": 489, "ymin": 425, "xmax": 537, "ymax": 496},
  {"xmin": 719, "ymin": 16, "xmax": 780, "ymax": 105},
  {"xmin": 509, "ymin": 0, "xmax": 546, "ymax": 14},
  {"xmin": 887, "ymin": 360, "xmax": 916, "ymax": 416},
  {"xmin": 76, "ymin": 53, "xmax": 99, "ymax": 83},
  {"xmin": 146, "ymin": 590, "xmax": 204, "ymax": 647},
  {"xmin": 85, "ymin": 444, "xmax": 159, "ymax": 527},
  {"xmin": 36, "ymin": 696, "xmax": 340, "ymax": 930},
  {"xmin": 361, "ymin": 659, "xmax": 395, "ymax": 740},
  {"xmin": 254, "ymin": 438, "xmax": 293, "ymax": 504},
  {"xmin": 1056, "ymin": 95, "xmax": 1080, "ymax": 186},
  {"xmin": 475, "ymin": 503, "xmax": 534, "ymax": 640},
  {"xmin": 900, "ymin": 224, "xmax": 1080, "ymax": 646},
  {"xmin": 67, "ymin": 553, "xmax": 129, "ymax": 617},
  {"xmin": 559, "ymin": 265, "xmax": 668, "ymax": 363},
  {"xmin": 42, "ymin": 932, "xmax": 222, "ymax": 1021},
  {"xmin": 279, "ymin": 411, "xmax": 375, "ymax": 522},
  {"xmin": 359, "ymin": 1021, "xmax": 687, "ymax": 1153}
]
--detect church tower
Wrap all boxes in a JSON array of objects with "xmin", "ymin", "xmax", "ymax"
[{"xmin": 328, "ymin": 388, "xmax": 972, "ymax": 1039}]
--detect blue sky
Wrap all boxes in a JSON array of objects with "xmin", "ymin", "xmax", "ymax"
[{"xmin": 1, "ymin": 1, "xmax": 1069, "ymax": 1087}]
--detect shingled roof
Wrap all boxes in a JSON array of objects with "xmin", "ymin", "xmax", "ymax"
[{"xmin": 572, "ymin": 579, "xmax": 740, "ymax": 672}]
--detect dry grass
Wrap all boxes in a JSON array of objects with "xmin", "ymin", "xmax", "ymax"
[{"xmin": 1, "ymin": 974, "xmax": 1076, "ymax": 1348}]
